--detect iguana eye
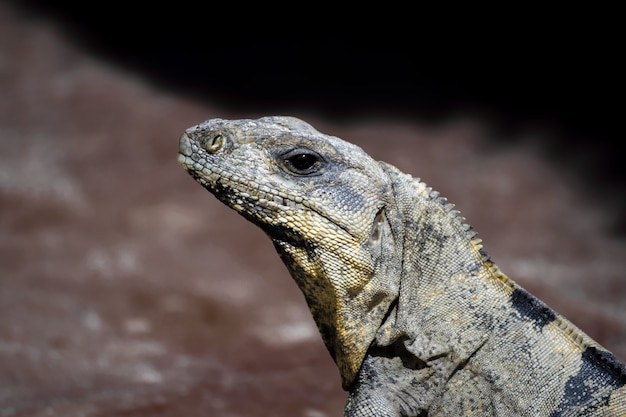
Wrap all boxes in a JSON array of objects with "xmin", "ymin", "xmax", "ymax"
[{"xmin": 280, "ymin": 149, "xmax": 325, "ymax": 175}]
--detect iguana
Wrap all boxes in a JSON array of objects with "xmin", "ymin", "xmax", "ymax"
[{"xmin": 177, "ymin": 116, "xmax": 626, "ymax": 416}]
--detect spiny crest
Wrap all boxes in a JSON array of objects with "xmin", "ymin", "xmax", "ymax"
[{"xmin": 407, "ymin": 175, "xmax": 489, "ymax": 261}]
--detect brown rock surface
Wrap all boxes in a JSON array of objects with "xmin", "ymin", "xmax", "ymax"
[{"xmin": 1, "ymin": 3, "xmax": 624, "ymax": 416}]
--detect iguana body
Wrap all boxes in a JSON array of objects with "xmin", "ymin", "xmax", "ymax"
[{"xmin": 177, "ymin": 116, "xmax": 626, "ymax": 416}]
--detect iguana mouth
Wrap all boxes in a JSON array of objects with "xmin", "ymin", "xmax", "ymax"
[{"xmin": 179, "ymin": 133, "xmax": 357, "ymax": 240}]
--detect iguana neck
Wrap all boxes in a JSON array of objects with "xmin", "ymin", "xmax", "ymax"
[{"xmin": 376, "ymin": 163, "xmax": 499, "ymax": 354}]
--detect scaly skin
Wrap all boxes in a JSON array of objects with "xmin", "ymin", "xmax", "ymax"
[{"xmin": 178, "ymin": 116, "xmax": 626, "ymax": 416}]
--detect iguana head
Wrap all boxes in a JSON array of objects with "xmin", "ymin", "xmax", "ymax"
[{"xmin": 178, "ymin": 116, "xmax": 403, "ymax": 388}]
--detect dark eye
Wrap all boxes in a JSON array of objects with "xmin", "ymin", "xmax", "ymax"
[{"xmin": 280, "ymin": 149, "xmax": 325, "ymax": 175}]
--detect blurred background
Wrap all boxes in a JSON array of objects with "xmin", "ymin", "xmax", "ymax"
[{"xmin": 1, "ymin": 2, "xmax": 624, "ymax": 416}]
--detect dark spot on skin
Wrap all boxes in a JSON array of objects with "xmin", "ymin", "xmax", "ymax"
[
  {"xmin": 369, "ymin": 337, "xmax": 427, "ymax": 371},
  {"xmin": 366, "ymin": 292, "xmax": 387, "ymax": 310},
  {"xmin": 510, "ymin": 288, "xmax": 556, "ymax": 330},
  {"xmin": 581, "ymin": 346, "xmax": 626, "ymax": 385},
  {"xmin": 466, "ymin": 260, "xmax": 484, "ymax": 275},
  {"xmin": 549, "ymin": 347, "xmax": 626, "ymax": 416},
  {"xmin": 478, "ymin": 247, "xmax": 491, "ymax": 263}
]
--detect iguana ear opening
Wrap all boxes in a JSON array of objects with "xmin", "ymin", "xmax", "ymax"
[{"xmin": 368, "ymin": 207, "xmax": 386, "ymax": 245}]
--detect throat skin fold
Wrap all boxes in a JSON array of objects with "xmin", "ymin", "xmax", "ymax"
[{"xmin": 373, "ymin": 162, "xmax": 498, "ymax": 364}]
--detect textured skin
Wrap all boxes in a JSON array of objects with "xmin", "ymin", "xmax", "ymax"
[{"xmin": 178, "ymin": 116, "xmax": 626, "ymax": 416}]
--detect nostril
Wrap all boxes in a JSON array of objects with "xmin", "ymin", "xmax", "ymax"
[{"xmin": 203, "ymin": 134, "xmax": 224, "ymax": 154}]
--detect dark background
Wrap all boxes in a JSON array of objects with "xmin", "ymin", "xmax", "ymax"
[
  {"xmin": 12, "ymin": 2, "xmax": 626, "ymax": 227},
  {"xmin": 14, "ymin": 3, "xmax": 623, "ymax": 138}
]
